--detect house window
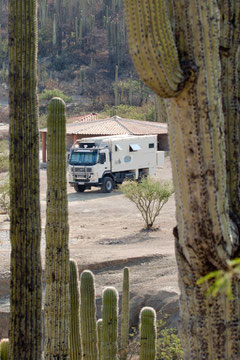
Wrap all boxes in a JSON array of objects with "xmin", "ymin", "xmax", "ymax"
[{"xmin": 149, "ymin": 143, "xmax": 154, "ymax": 148}]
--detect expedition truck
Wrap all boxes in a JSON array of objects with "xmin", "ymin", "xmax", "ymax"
[{"xmin": 68, "ymin": 134, "xmax": 164, "ymax": 193}]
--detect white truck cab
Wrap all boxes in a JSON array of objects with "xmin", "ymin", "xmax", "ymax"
[{"xmin": 68, "ymin": 135, "xmax": 164, "ymax": 192}]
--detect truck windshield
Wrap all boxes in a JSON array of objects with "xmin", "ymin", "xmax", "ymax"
[{"xmin": 69, "ymin": 150, "xmax": 98, "ymax": 165}]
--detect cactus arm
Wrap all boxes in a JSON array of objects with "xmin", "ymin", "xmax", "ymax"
[
  {"xmin": 120, "ymin": 267, "xmax": 130, "ymax": 360},
  {"xmin": 0, "ymin": 339, "xmax": 9, "ymax": 360},
  {"xmin": 80, "ymin": 270, "xmax": 98, "ymax": 360},
  {"xmin": 97, "ymin": 319, "xmax": 103, "ymax": 360},
  {"xmin": 8, "ymin": 0, "xmax": 42, "ymax": 358},
  {"xmin": 69, "ymin": 260, "xmax": 82, "ymax": 360},
  {"xmin": 102, "ymin": 287, "xmax": 118, "ymax": 360},
  {"xmin": 139, "ymin": 307, "xmax": 156, "ymax": 360},
  {"xmin": 124, "ymin": 0, "xmax": 185, "ymax": 98},
  {"xmin": 44, "ymin": 97, "xmax": 70, "ymax": 360}
]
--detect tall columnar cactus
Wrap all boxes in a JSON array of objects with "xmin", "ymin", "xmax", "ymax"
[
  {"xmin": 80, "ymin": 270, "xmax": 98, "ymax": 360},
  {"xmin": 97, "ymin": 319, "xmax": 103, "ymax": 360},
  {"xmin": 124, "ymin": 1, "xmax": 240, "ymax": 359},
  {"xmin": 102, "ymin": 287, "xmax": 118, "ymax": 360},
  {"xmin": 0, "ymin": 339, "xmax": 9, "ymax": 360},
  {"xmin": 69, "ymin": 259, "xmax": 82, "ymax": 360},
  {"xmin": 139, "ymin": 307, "xmax": 156, "ymax": 360},
  {"xmin": 120, "ymin": 267, "xmax": 130, "ymax": 360},
  {"xmin": 8, "ymin": 0, "xmax": 42, "ymax": 358},
  {"xmin": 44, "ymin": 97, "xmax": 70, "ymax": 360}
]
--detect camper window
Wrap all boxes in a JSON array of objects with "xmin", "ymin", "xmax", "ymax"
[
  {"xmin": 115, "ymin": 144, "xmax": 122, "ymax": 151},
  {"xmin": 129, "ymin": 144, "xmax": 141, "ymax": 152}
]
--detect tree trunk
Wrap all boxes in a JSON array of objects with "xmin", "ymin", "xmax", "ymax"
[
  {"xmin": 8, "ymin": 0, "xmax": 42, "ymax": 359},
  {"xmin": 124, "ymin": 0, "xmax": 240, "ymax": 358}
]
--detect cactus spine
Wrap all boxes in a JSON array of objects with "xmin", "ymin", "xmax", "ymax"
[
  {"xmin": 44, "ymin": 97, "xmax": 70, "ymax": 360},
  {"xmin": 69, "ymin": 259, "xmax": 82, "ymax": 360},
  {"xmin": 124, "ymin": 0, "xmax": 240, "ymax": 359},
  {"xmin": 80, "ymin": 270, "xmax": 98, "ymax": 360},
  {"xmin": 139, "ymin": 307, "xmax": 156, "ymax": 360},
  {"xmin": 97, "ymin": 319, "xmax": 103, "ymax": 360},
  {"xmin": 8, "ymin": 0, "xmax": 42, "ymax": 358},
  {"xmin": 120, "ymin": 267, "xmax": 130, "ymax": 360},
  {"xmin": 102, "ymin": 287, "xmax": 118, "ymax": 360},
  {"xmin": 0, "ymin": 339, "xmax": 9, "ymax": 360}
]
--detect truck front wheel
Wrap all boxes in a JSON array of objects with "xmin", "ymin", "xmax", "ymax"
[
  {"xmin": 74, "ymin": 184, "xmax": 86, "ymax": 192},
  {"xmin": 102, "ymin": 176, "xmax": 114, "ymax": 193}
]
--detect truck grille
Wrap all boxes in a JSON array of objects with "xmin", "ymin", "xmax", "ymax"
[
  {"xmin": 74, "ymin": 167, "xmax": 92, "ymax": 172},
  {"xmin": 72, "ymin": 167, "xmax": 92, "ymax": 180}
]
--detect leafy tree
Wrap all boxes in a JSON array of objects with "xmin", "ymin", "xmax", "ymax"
[
  {"xmin": 124, "ymin": 0, "xmax": 240, "ymax": 358},
  {"xmin": 39, "ymin": 88, "xmax": 72, "ymax": 103},
  {"xmin": 119, "ymin": 177, "xmax": 173, "ymax": 230}
]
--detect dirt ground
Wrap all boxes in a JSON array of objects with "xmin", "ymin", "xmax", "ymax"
[{"xmin": 0, "ymin": 156, "xmax": 179, "ymax": 338}]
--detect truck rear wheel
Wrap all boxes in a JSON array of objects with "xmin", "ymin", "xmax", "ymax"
[
  {"xmin": 74, "ymin": 184, "xmax": 86, "ymax": 192},
  {"xmin": 102, "ymin": 176, "xmax": 114, "ymax": 193}
]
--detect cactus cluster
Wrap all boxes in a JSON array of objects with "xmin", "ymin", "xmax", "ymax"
[{"xmin": 67, "ymin": 265, "xmax": 156, "ymax": 360}]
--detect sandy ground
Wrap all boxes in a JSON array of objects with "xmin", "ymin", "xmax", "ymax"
[{"xmin": 0, "ymin": 156, "xmax": 179, "ymax": 337}]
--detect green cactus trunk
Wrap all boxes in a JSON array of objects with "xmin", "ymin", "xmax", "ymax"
[
  {"xmin": 69, "ymin": 260, "xmax": 82, "ymax": 360},
  {"xmin": 97, "ymin": 319, "xmax": 103, "ymax": 360},
  {"xmin": 101, "ymin": 287, "xmax": 118, "ymax": 360},
  {"xmin": 44, "ymin": 97, "xmax": 70, "ymax": 360},
  {"xmin": 0, "ymin": 339, "xmax": 9, "ymax": 360},
  {"xmin": 8, "ymin": 0, "xmax": 42, "ymax": 358},
  {"xmin": 120, "ymin": 267, "xmax": 130, "ymax": 360},
  {"xmin": 139, "ymin": 307, "xmax": 156, "ymax": 360},
  {"xmin": 80, "ymin": 270, "xmax": 98, "ymax": 360},
  {"xmin": 124, "ymin": 1, "xmax": 240, "ymax": 359}
]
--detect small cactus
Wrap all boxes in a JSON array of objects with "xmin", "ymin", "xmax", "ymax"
[
  {"xmin": 102, "ymin": 287, "xmax": 118, "ymax": 360},
  {"xmin": 0, "ymin": 339, "xmax": 9, "ymax": 360},
  {"xmin": 97, "ymin": 319, "xmax": 103, "ymax": 360},
  {"xmin": 139, "ymin": 307, "xmax": 156, "ymax": 360},
  {"xmin": 69, "ymin": 259, "xmax": 82, "ymax": 360},
  {"xmin": 120, "ymin": 267, "xmax": 130, "ymax": 360},
  {"xmin": 80, "ymin": 270, "xmax": 98, "ymax": 360}
]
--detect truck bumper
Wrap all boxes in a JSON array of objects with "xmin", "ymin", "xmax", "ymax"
[{"xmin": 69, "ymin": 181, "xmax": 101, "ymax": 187}]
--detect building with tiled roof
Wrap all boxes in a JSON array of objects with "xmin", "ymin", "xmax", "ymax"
[{"xmin": 40, "ymin": 114, "xmax": 168, "ymax": 162}]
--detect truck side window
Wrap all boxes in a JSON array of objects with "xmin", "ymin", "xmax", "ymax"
[
  {"xmin": 149, "ymin": 143, "xmax": 154, "ymax": 148},
  {"xmin": 99, "ymin": 153, "xmax": 106, "ymax": 164}
]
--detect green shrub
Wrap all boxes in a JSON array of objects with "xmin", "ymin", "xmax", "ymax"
[
  {"xmin": 100, "ymin": 104, "xmax": 157, "ymax": 122},
  {"xmin": 0, "ymin": 140, "xmax": 9, "ymax": 173},
  {"xmin": 119, "ymin": 177, "xmax": 174, "ymax": 230},
  {"xmin": 39, "ymin": 114, "xmax": 48, "ymax": 129},
  {"xmin": 39, "ymin": 88, "xmax": 72, "ymax": 103},
  {"xmin": 156, "ymin": 320, "xmax": 183, "ymax": 360},
  {"xmin": 0, "ymin": 177, "xmax": 10, "ymax": 217}
]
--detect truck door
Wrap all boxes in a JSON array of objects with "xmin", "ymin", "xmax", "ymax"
[{"xmin": 99, "ymin": 149, "xmax": 111, "ymax": 172}]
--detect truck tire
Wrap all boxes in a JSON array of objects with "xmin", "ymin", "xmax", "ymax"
[
  {"xmin": 102, "ymin": 176, "xmax": 114, "ymax": 193},
  {"xmin": 74, "ymin": 184, "xmax": 86, "ymax": 192}
]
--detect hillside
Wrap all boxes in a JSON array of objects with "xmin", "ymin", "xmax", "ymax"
[{"xmin": 0, "ymin": 0, "xmax": 158, "ymax": 117}]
